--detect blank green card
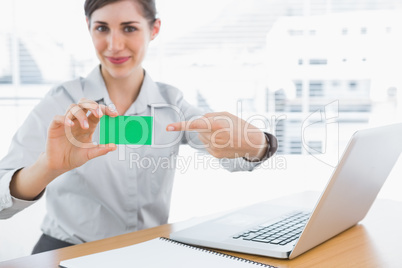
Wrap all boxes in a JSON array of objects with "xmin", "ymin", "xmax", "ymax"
[{"xmin": 100, "ymin": 116, "xmax": 153, "ymax": 145}]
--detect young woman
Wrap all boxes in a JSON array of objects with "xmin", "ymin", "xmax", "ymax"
[{"xmin": 0, "ymin": 0, "xmax": 277, "ymax": 254}]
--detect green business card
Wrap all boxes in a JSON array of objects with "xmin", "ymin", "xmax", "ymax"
[{"xmin": 99, "ymin": 116, "xmax": 153, "ymax": 145}]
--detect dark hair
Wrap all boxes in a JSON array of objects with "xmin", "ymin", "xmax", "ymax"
[{"xmin": 84, "ymin": 0, "xmax": 157, "ymax": 25}]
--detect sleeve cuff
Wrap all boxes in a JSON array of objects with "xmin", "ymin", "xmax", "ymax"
[{"xmin": 0, "ymin": 168, "xmax": 43, "ymax": 218}]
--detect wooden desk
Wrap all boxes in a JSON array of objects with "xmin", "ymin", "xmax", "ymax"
[{"xmin": 1, "ymin": 198, "xmax": 401, "ymax": 268}]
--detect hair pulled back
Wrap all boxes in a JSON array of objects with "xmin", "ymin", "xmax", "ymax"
[{"xmin": 84, "ymin": 0, "xmax": 157, "ymax": 25}]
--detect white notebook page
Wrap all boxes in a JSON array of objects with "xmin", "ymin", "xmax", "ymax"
[{"xmin": 59, "ymin": 237, "xmax": 275, "ymax": 268}]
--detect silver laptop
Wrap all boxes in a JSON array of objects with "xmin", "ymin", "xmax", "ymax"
[{"xmin": 170, "ymin": 123, "xmax": 402, "ymax": 259}]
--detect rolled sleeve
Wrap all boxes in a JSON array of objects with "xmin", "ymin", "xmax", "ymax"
[
  {"xmin": 0, "ymin": 169, "xmax": 42, "ymax": 219},
  {"xmin": 0, "ymin": 84, "xmax": 66, "ymax": 219}
]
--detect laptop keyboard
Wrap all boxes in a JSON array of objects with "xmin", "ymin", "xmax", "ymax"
[{"xmin": 232, "ymin": 211, "xmax": 310, "ymax": 246}]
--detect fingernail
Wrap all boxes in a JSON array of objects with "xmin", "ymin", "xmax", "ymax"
[
  {"xmin": 67, "ymin": 119, "xmax": 74, "ymax": 126},
  {"xmin": 84, "ymin": 120, "xmax": 89, "ymax": 129},
  {"xmin": 109, "ymin": 104, "xmax": 117, "ymax": 113},
  {"xmin": 97, "ymin": 107, "xmax": 103, "ymax": 117},
  {"xmin": 167, "ymin": 126, "xmax": 175, "ymax": 131}
]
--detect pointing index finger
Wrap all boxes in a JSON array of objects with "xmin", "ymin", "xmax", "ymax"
[{"xmin": 166, "ymin": 118, "xmax": 211, "ymax": 132}]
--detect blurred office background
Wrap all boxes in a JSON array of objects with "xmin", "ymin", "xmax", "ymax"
[{"xmin": 1, "ymin": 0, "xmax": 402, "ymax": 262}]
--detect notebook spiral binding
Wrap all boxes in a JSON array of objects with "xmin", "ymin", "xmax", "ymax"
[{"xmin": 159, "ymin": 237, "xmax": 277, "ymax": 268}]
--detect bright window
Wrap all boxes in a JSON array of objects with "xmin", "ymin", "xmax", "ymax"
[{"xmin": 1, "ymin": 0, "xmax": 402, "ymax": 159}]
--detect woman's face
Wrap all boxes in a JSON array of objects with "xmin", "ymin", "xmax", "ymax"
[{"xmin": 87, "ymin": 0, "xmax": 160, "ymax": 80}]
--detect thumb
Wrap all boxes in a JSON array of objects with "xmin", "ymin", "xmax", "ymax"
[{"xmin": 87, "ymin": 144, "xmax": 117, "ymax": 160}]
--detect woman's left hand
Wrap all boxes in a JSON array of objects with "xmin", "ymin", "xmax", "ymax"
[{"xmin": 166, "ymin": 112, "xmax": 268, "ymax": 161}]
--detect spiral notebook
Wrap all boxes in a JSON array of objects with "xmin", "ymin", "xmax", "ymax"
[{"xmin": 59, "ymin": 237, "xmax": 276, "ymax": 268}]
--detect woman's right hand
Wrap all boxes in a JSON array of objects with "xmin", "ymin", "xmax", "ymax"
[
  {"xmin": 9, "ymin": 98, "xmax": 119, "ymax": 201},
  {"xmin": 44, "ymin": 98, "xmax": 118, "ymax": 175}
]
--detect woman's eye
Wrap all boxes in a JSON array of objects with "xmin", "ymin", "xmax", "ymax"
[
  {"xmin": 96, "ymin": 26, "xmax": 108, "ymax": 32},
  {"xmin": 124, "ymin": 26, "xmax": 137, "ymax": 33}
]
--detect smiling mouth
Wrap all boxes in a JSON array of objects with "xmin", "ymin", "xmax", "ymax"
[{"xmin": 106, "ymin": 57, "xmax": 131, "ymax": 64}]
